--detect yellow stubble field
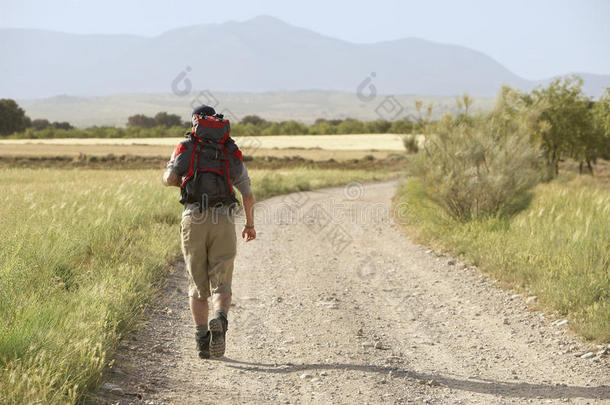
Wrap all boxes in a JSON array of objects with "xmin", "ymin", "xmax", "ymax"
[{"xmin": 0, "ymin": 134, "xmax": 405, "ymax": 160}]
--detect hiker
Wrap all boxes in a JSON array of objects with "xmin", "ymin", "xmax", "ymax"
[{"xmin": 162, "ymin": 105, "xmax": 256, "ymax": 359}]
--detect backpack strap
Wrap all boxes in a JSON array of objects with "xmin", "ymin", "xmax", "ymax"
[
  {"xmin": 191, "ymin": 139, "xmax": 204, "ymax": 213},
  {"xmin": 181, "ymin": 138, "xmax": 199, "ymax": 187},
  {"xmin": 222, "ymin": 147, "xmax": 234, "ymax": 196}
]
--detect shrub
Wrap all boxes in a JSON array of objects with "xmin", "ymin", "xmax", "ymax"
[
  {"xmin": 408, "ymin": 95, "xmax": 543, "ymax": 220},
  {"xmin": 402, "ymin": 134, "xmax": 419, "ymax": 154},
  {"xmin": 31, "ymin": 119, "xmax": 51, "ymax": 130}
]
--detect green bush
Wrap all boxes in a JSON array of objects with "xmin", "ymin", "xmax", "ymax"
[
  {"xmin": 409, "ymin": 92, "xmax": 542, "ymax": 220},
  {"xmin": 402, "ymin": 134, "xmax": 419, "ymax": 154}
]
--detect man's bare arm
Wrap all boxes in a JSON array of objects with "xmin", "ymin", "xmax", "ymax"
[
  {"xmin": 242, "ymin": 193, "xmax": 255, "ymax": 226},
  {"xmin": 162, "ymin": 170, "xmax": 181, "ymax": 187},
  {"xmin": 241, "ymin": 193, "xmax": 256, "ymax": 242}
]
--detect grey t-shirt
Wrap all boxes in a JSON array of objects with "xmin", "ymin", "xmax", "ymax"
[{"xmin": 167, "ymin": 140, "xmax": 252, "ymax": 217}]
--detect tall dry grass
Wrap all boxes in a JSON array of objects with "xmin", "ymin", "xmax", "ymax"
[
  {"xmin": 0, "ymin": 169, "xmax": 179, "ymax": 403},
  {"xmin": 0, "ymin": 167, "xmax": 397, "ymax": 404},
  {"xmin": 395, "ymin": 174, "xmax": 609, "ymax": 342}
]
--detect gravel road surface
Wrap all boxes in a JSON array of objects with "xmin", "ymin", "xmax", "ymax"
[{"xmin": 93, "ymin": 181, "xmax": 610, "ymax": 404}]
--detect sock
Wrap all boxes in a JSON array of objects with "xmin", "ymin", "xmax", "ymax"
[
  {"xmin": 215, "ymin": 310, "xmax": 228, "ymax": 330},
  {"xmin": 196, "ymin": 324, "xmax": 209, "ymax": 336}
]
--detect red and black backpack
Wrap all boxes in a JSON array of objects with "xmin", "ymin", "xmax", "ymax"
[{"xmin": 179, "ymin": 113, "xmax": 244, "ymax": 212}]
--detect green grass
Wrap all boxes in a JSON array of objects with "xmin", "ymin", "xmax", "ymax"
[
  {"xmin": 0, "ymin": 167, "xmax": 397, "ymax": 404},
  {"xmin": 395, "ymin": 175, "xmax": 610, "ymax": 342},
  {"xmin": 250, "ymin": 168, "xmax": 397, "ymax": 201}
]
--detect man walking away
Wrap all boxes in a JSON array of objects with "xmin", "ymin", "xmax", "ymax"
[{"xmin": 162, "ymin": 105, "xmax": 256, "ymax": 359}]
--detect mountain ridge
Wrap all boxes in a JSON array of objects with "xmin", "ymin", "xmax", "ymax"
[{"xmin": 1, "ymin": 15, "xmax": 608, "ymax": 99}]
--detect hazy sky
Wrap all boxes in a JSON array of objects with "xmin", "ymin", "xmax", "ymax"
[{"xmin": 2, "ymin": 0, "xmax": 609, "ymax": 79}]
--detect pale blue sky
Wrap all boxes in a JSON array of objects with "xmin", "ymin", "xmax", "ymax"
[{"xmin": 2, "ymin": 0, "xmax": 609, "ymax": 79}]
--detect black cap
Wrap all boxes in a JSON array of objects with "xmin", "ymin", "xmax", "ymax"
[{"xmin": 192, "ymin": 105, "xmax": 216, "ymax": 116}]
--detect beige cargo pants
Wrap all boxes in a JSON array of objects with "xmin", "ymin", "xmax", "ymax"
[{"xmin": 180, "ymin": 211, "xmax": 237, "ymax": 300}]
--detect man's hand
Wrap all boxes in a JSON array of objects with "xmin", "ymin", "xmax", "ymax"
[
  {"xmin": 162, "ymin": 170, "xmax": 181, "ymax": 187},
  {"xmin": 242, "ymin": 226, "xmax": 256, "ymax": 242}
]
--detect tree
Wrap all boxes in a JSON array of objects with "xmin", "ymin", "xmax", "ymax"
[
  {"xmin": 240, "ymin": 115, "xmax": 267, "ymax": 126},
  {"xmin": 52, "ymin": 121, "xmax": 74, "ymax": 130},
  {"xmin": 0, "ymin": 99, "xmax": 29, "ymax": 136},
  {"xmin": 336, "ymin": 119, "xmax": 365, "ymax": 134},
  {"xmin": 278, "ymin": 120, "xmax": 309, "ymax": 135},
  {"xmin": 310, "ymin": 120, "xmax": 337, "ymax": 134},
  {"xmin": 153, "ymin": 112, "xmax": 182, "ymax": 127},
  {"xmin": 127, "ymin": 114, "xmax": 156, "ymax": 128},
  {"xmin": 261, "ymin": 122, "xmax": 281, "ymax": 135},
  {"xmin": 365, "ymin": 120, "xmax": 392, "ymax": 133},
  {"xmin": 528, "ymin": 76, "xmax": 593, "ymax": 177},
  {"xmin": 592, "ymin": 89, "xmax": 610, "ymax": 161},
  {"xmin": 32, "ymin": 119, "xmax": 51, "ymax": 130},
  {"xmin": 389, "ymin": 119, "xmax": 414, "ymax": 134},
  {"xmin": 570, "ymin": 100, "xmax": 604, "ymax": 174}
]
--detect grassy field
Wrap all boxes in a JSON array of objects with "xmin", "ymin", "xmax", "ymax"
[
  {"xmin": 0, "ymin": 167, "xmax": 398, "ymax": 404},
  {"xmin": 0, "ymin": 144, "xmax": 396, "ymax": 161},
  {"xmin": 395, "ymin": 174, "xmax": 610, "ymax": 342}
]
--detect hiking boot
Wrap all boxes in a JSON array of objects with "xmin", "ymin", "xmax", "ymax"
[
  {"xmin": 196, "ymin": 331, "xmax": 211, "ymax": 359},
  {"xmin": 209, "ymin": 312, "xmax": 228, "ymax": 358}
]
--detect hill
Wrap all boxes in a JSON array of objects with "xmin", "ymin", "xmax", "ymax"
[{"xmin": 3, "ymin": 15, "xmax": 608, "ymax": 101}]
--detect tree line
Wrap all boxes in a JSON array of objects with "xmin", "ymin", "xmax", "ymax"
[
  {"xmin": 0, "ymin": 107, "xmax": 417, "ymax": 138},
  {"xmin": 2, "ymin": 76, "xmax": 609, "ymax": 175},
  {"xmin": 0, "ymin": 99, "xmax": 74, "ymax": 135},
  {"xmin": 231, "ymin": 116, "xmax": 416, "ymax": 136}
]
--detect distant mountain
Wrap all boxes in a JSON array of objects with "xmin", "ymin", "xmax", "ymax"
[{"xmin": 1, "ymin": 15, "xmax": 609, "ymax": 99}]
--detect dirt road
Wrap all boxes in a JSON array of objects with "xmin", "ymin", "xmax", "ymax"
[{"xmin": 94, "ymin": 181, "xmax": 609, "ymax": 404}]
